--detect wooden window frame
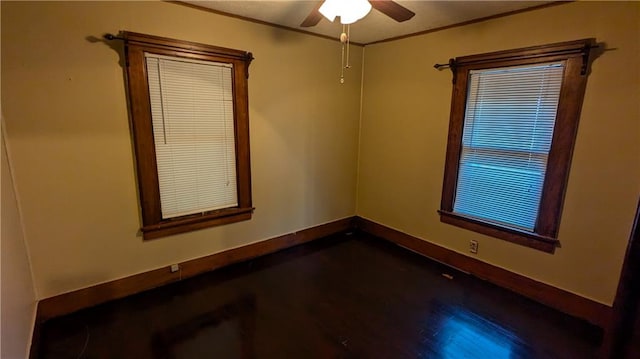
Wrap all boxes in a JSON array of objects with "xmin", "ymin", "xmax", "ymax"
[
  {"xmin": 439, "ymin": 39, "xmax": 595, "ymax": 253},
  {"xmin": 123, "ymin": 32, "xmax": 254, "ymax": 240}
]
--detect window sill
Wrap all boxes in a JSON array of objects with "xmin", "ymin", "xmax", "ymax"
[
  {"xmin": 142, "ymin": 207, "xmax": 254, "ymax": 240},
  {"xmin": 438, "ymin": 210, "xmax": 558, "ymax": 253}
]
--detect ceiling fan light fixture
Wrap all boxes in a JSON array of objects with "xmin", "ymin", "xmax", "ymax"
[
  {"xmin": 318, "ymin": 0, "xmax": 338, "ymax": 22},
  {"xmin": 319, "ymin": 0, "xmax": 372, "ymax": 25}
]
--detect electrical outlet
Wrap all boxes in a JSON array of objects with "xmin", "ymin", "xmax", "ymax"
[
  {"xmin": 170, "ymin": 264, "xmax": 180, "ymax": 273},
  {"xmin": 469, "ymin": 240, "xmax": 478, "ymax": 254}
]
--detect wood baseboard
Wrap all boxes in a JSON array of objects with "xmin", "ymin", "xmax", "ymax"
[
  {"xmin": 355, "ymin": 216, "xmax": 612, "ymax": 328},
  {"xmin": 34, "ymin": 214, "xmax": 611, "ymax": 344},
  {"xmin": 36, "ymin": 217, "xmax": 356, "ymax": 321}
]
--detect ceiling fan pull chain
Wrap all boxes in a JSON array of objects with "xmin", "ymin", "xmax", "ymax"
[
  {"xmin": 346, "ymin": 24, "xmax": 351, "ymax": 69},
  {"xmin": 340, "ymin": 41, "xmax": 345, "ymax": 83},
  {"xmin": 340, "ymin": 24, "xmax": 347, "ymax": 83}
]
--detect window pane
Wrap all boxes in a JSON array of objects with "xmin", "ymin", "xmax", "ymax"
[
  {"xmin": 146, "ymin": 54, "xmax": 238, "ymax": 219},
  {"xmin": 453, "ymin": 63, "xmax": 564, "ymax": 231}
]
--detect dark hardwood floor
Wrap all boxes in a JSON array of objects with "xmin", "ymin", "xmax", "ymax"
[{"xmin": 38, "ymin": 231, "xmax": 602, "ymax": 358}]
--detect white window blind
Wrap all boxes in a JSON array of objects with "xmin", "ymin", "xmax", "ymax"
[
  {"xmin": 145, "ymin": 53, "xmax": 238, "ymax": 219},
  {"xmin": 453, "ymin": 62, "xmax": 564, "ymax": 231}
]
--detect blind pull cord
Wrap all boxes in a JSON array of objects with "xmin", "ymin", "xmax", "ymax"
[
  {"xmin": 157, "ymin": 60, "xmax": 168, "ymax": 145},
  {"xmin": 222, "ymin": 69, "xmax": 231, "ymax": 187}
]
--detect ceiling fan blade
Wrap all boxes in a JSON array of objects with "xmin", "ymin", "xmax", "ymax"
[
  {"xmin": 300, "ymin": 1, "xmax": 324, "ymax": 27},
  {"xmin": 370, "ymin": 0, "xmax": 415, "ymax": 22}
]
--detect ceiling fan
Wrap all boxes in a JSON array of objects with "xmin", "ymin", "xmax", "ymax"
[
  {"xmin": 300, "ymin": 0, "xmax": 415, "ymax": 27},
  {"xmin": 303, "ymin": 0, "xmax": 415, "ymax": 84}
]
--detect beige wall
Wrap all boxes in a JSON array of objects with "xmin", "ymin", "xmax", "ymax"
[
  {"xmin": 2, "ymin": 0, "xmax": 638, "ymax": 310},
  {"xmin": 1, "ymin": 124, "xmax": 37, "ymax": 358},
  {"xmin": 1, "ymin": 1, "xmax": 362, "ymax": 299},
  {"xmin": 357, "ymin": 1, "xmax": 640, "ymax": 305}
]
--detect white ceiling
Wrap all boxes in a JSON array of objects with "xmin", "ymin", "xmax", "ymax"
[{"xmin": 182, "ymin": 0, "xmax": 554, "ymax": 44}]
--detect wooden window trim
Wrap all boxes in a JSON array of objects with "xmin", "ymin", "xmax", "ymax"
[
  {"xmin": 123, "ymin": 32, "xmax": 254, "ymax": 240},
  {"xmin": 439, "ymin": 39, "xmax": 595, "ymax": 253}
]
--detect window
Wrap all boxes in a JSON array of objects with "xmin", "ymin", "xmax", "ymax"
[
  {"xmin": 439, "ymin": 39, "xmax": 594, "ymax": 252},
  {"xmin": 123, "ymin": 32, "xmax": 254, "ymax": 240}
]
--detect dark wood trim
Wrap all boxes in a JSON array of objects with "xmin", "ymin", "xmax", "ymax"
[
  {"xmin": 355, "ymin": 217, "xmax": 612, "ymax": 328},
  {"xmin": 142, "ymin": 209, "xmax": 254, "ymax": 240},
  {"xmin": 438, "ymin": 211, "xmax": 557, "ymax": 253},
  {"xmin": 169, "ymin": 1, "xmax": 365, "ymax": 47},
  {"xmin": 365, "ymin": 1, "xmax": 571, "ymax": 46},
  {"xmin": 439, "ymin": 68, "xmax": 469, "ymax": 209},
  {"xmin": 123, "ymin": 31, "xmax": 253, "ymax": 60},
  {"xmin": 454, "ymin": 38, "xmax": 591, "ymax": 67},
  {"xmin": 536, "ymin": 53, "xmax": 589, "ymax": 237},
  {"xmin": 123, "ymin": 32, "xmax": 254, "ymax": 239},
  {"xmin": 601, "ymin": 198, "xmax": 640, "ymax": 358},
  {"xmin": 438, "ymin": 38, "xmax": 594, "ymax": 252},
  {"xmin": 125, "ymin": 44, "xmax": 160, "ymax": 227},
  {"xmin": 36, "ymin": 217, "xmax": 356, "ymax": 321}
]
